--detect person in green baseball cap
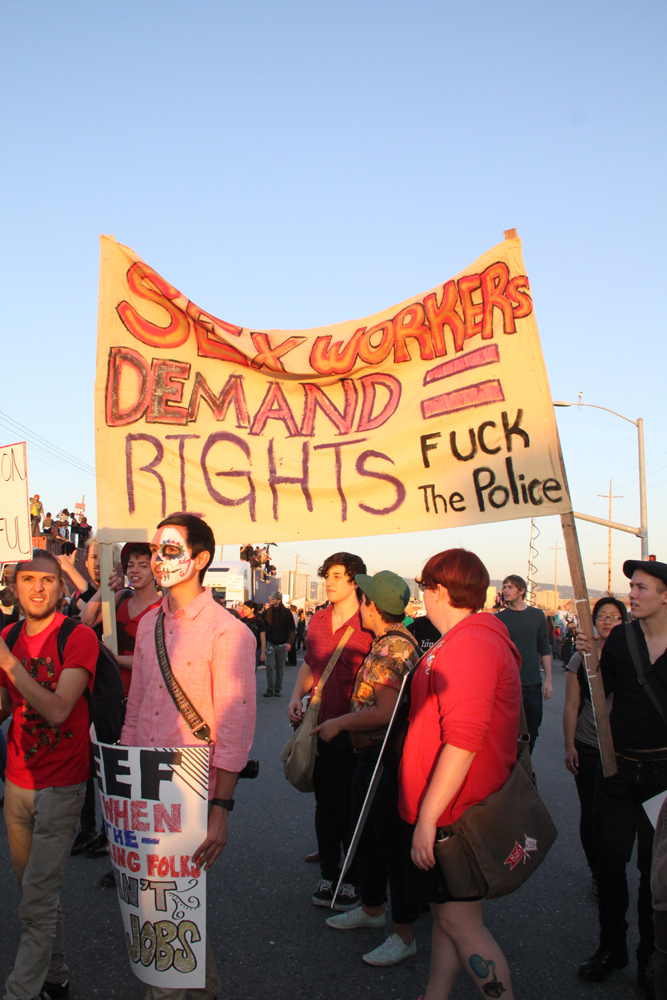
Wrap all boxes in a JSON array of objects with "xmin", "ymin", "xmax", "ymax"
[{"xmin": 311, "ymin": 569, "xmax": 421, "ymax": 967}]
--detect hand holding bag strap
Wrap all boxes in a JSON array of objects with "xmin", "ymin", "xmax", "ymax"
[
  {"xmin": 626, "ymin": 621, "xmax": 667, "ymax": 725},
  {"xmin": 279, "ymin": 624, "xmax": 355, "ymax": 792},
  {"xmin": 155, "ymin": 610, "xmax": 212, "ymax": 743}
]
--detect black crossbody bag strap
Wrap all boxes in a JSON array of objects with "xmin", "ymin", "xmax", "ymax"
[
  {"xmin": 155, "ymin": 610, "xmax": 212, "ymax": 743},
  {"xmin": 626, "ymin": 621, "xmax": 667, "ymax": 725},
  {"xmin": 382, "ymin": 628, "xmax": 421, "ymax": 655}
]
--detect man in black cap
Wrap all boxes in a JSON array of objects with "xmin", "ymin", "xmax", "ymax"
[{"xmin": 578, "ymin": 559, "xmax": 667, "ymax": 998}]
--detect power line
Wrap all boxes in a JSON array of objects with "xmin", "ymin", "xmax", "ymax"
[
  {"xmin": 0, "ymin": 426, "xmax": 95, "ymax": 480},
  {"xmin": 0, "ymin": 410, "xmax": 96, "ymax": 477},
  {"xmin": 609, "ymin": 449, "xmax": 667, "ymax": 486},
  {"xmin": 0, "ymin": 410, "xmax": 96, "ymax": 473}
]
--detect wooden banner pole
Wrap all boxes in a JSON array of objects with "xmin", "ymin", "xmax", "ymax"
[
  {"xmin": 99, "ymin": 541, "xmax": 118, "ymax": 655},
  {"xmin": 559, "ymin": 512, "xmax": 617, "ymax": 777}
]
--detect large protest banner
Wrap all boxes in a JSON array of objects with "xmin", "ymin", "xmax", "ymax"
[
  {"xmin": 95, "ymin": 234, "xmax": 571, "ymax": 539},
  {"xmin": 91, "ymin": 731, "xmax": 209, "ymax": 989},
  {"xmin": 0, "ymin": 442, "xmax": 31, "ymax": 560}
]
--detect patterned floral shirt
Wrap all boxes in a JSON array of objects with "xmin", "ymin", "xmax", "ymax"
[{"xmin": 350, "ymin": 624, "xmax": 419, "ymax": 750}]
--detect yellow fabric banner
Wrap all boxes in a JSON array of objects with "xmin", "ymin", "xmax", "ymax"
[{"xmin": 95, "ymin": 235, "xmax": 570, "ymax": 540}]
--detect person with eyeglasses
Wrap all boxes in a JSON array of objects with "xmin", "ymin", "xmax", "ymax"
[
  {"xmin": 577, "ymin": 559, "xmax": 667, "ymax": 998},
  {"xmin": 563, "ymin": 597, "xmax": 627, "ymax": 886}
]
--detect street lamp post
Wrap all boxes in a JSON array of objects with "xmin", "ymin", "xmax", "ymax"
[{"xmin": 553, "ymin": 398, "xmax": 649, "ymax": 560}]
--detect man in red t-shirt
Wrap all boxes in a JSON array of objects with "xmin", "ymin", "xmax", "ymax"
[{"xmin": 0, "ymin": 550, "xmax": 98, "ymax": 1000}]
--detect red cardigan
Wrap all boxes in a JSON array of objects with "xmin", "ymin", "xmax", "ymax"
[{"xmin": 398, "ymin": 612, "xmax": 521, "ymax": 827}]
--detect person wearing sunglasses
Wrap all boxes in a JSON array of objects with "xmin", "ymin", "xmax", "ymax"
[{"xmin": 563, "ymin": 597, "xmax": 627, "ymax": 886}]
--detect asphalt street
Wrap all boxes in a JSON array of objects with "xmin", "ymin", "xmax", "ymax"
[{"xmin": 0, "ymin": 655, "xmax": 649, "ymax": 1000}]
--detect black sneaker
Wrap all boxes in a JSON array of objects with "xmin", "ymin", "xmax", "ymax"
[
  {"xmin": 274, "ymin": 691, "xmax": 282, "ymax": 697},
  {"xmin": 39, "ymin": 980, "xmax": 70, "ymax": 1000},
  {"xmin": 263, "ymin": 690, "xmax": 274, "ymax": 698},
  {"xmin": 638, "ymin": 954, "xmax": 657, "ymax": 999},
  {"xmin": 70, "ymin": 830, "xmax": 97, "ymax": 856},
  {"xmin": 100, "ymin": 869, "xmax": 116, "ymax": 889},
  {"xmin": 85, "ymin": 833, "xmax": 109, "ymax": 858},
  {"xmin": 333, "ymin": 882, "xmax": 360, "ymax": 912},
  {"xmin": 312, "ymin": 879, "xmax": 335, "ymax": 906}
]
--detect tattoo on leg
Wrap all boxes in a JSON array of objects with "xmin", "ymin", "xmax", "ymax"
[{"xmin": 469, "ymin": 955, "xmax": 507, "ymax": 997}]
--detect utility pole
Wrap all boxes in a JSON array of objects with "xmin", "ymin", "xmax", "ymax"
[
  {"xmin": 292, "ymin": 553, "xmax": 299, "ymax": 600},
  {"xmin": 595, "ymin": 480, "xmax": 624, "ymax": 595},
  {"xmin": 550, "ymin": 541, "xmax": 562, "ymax": 610}
]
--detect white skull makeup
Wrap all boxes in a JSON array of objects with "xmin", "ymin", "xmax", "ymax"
[{"xmin": 152, "ymin": 528, "xmax": 195, "ymax": 589}]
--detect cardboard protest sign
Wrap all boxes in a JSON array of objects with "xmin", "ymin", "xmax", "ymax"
[
  {"xmin": 95, "ymin": 235, "xmax": 570, "ymax": 540},
  {"xmin": 91, "ymin": 732, "xmax": 209, "ymax": 989},
  {"xmin": 0, "ymin": 442, "xmax": 31, "ymax": 560}
]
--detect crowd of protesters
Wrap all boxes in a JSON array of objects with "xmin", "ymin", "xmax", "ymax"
[
  {"xmin": 1, "ymin": 512, "xmax": 666, "ymax": 999},
  {"xmin": 29, "ymin": 495, "xmax": 92, "ymax": 548},
  {"xmin": 239, "ymin": 543, "xmax": 277, "ymax": 582}
]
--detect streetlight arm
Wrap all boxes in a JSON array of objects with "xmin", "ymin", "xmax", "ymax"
[
  {"xmin": 554, "ymin": 399, "xmax": 648, "ymax": 559},
  {"xmin": 553, "ymin": 400, "xmax": 637, "ymax": 426}
]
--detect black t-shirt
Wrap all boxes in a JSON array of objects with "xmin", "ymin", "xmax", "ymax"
[
  {"xmin": 602, "ymin": 619, "xmax": 667, "ymax": 750},
  {"xmin": 406, "ymin": 616, "xmax": 441, "ymax": 654},
  {"xmin": 76, "ymin": 583, "xmax": 103, "ymax": 638},
  {"xmin": 78, "ymin": 584, "xmax": 98, "ymax": 605},
  {"xmin": 261, "ymin": 604, "xmax": 295, "ymax": 645},
  {"xmin": 244, "ymin": 613, "xmax": 266, "ymax": 651}
]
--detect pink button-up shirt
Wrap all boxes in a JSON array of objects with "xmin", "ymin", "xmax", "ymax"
[{"xmin": 121, "ymin": 589, "xmax": 256, "ymax": 794}]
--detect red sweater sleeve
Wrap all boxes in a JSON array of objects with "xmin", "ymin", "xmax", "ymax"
[{"xmin": 432, "ymin": 634, "xmax": 499, "ymax": 752}]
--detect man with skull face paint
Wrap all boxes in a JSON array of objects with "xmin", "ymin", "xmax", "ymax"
[{"xmin": 121, "ymin": 514, "xmax": 256, "ymax": 1000}]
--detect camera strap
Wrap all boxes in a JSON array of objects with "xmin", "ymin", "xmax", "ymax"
[{"xmin": 155, "ymin": 610, "xmax": 212, "ymax": 744}]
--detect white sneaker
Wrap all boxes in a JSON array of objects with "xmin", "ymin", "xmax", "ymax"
[
  {"xmin": 362, "ymin": 932, "xmax": 417, "ymax": 966},
  {"xmin": 326, "ymin": 906, "xmax": 386, "ymax": 930}
]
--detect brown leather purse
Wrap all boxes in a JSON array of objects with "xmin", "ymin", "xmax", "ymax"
[{"xmin": 433, "ymin": 703, "xmax": 557, "ymax": 899}]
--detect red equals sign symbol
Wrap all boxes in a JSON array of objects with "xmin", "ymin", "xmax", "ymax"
[{"xmin": 421, "ymin": 344, "xmax": 504, "ymax": 420}]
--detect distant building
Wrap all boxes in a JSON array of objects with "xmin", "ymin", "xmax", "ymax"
[
  {"xmin": 281, "ymin": 571, "xmax": 311, "ymax": 601},
  {"xmin": 311, "ymin": 578, "xmax": 327, "ymax": 603},
  {"xmin": 536, "ymin": 590, "xmax": 560, "ymax": 611}
]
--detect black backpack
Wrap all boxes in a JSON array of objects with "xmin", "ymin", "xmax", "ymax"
[{"xmin": 5, "ymin": 617, "xmax": 124, "ymax": 744}]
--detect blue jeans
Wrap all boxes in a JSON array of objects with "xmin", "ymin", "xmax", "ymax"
[{"xmin": 265, "ymin": 643, "xmax": 286, "ymax": 693}]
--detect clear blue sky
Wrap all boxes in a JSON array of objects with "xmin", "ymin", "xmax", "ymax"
[{"xmin": 1, "ymin": 1, "xmax": 665, "ymax": 593}]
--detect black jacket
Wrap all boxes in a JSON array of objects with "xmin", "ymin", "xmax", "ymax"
[{"xmin": 262, "ymin": 604, "xmax": 296, "ymax": 646}]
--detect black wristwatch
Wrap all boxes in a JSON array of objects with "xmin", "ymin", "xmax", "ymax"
[{"xmin": 210, "ymin": 798, "xmax": 234, "ymax": 812}]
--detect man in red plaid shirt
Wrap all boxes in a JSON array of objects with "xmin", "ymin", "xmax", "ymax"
[{"xmin": 288, "ymin": 552, "xmax": 373, "ymax": 909}]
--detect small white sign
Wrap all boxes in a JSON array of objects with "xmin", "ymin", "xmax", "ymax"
[
  {"xmin": 0, "ymin": 442, "xmax": 31, "ymax": 562},
  {"xmin": 644, "ymin": 790, "xmax": 667, "ymax": 829},
  {"xmin": 90, "ymin": 731, "xmax": 209, "ymax": 989},
  {"xmin": 224, "ymin": 574, "xmax": 245, "ymax": 601}
]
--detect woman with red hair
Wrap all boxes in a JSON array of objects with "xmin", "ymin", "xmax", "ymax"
[{"xmin": 399, "ymin": 549, "xmax": 521, "ymax": 999}]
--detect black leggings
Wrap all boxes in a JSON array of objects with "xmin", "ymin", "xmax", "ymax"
[{"xmin": 573, "ymin": 740, "xmax": 601, "ymax": 871}]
